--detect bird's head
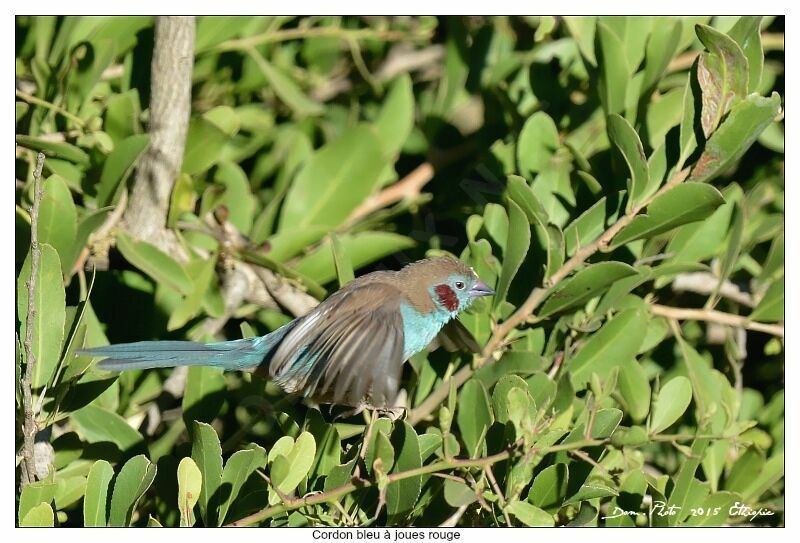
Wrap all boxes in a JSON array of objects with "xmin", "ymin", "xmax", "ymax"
[{"xmin": 400, "ymin": 256, "xmax": 495, "ymax": 315}]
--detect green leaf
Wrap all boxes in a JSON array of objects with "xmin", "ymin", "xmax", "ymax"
[
  {"xmin": 539, "ymin": 262, "xmax": 638, "ymax": 317},
  {"xmin": 641, "ymin": 19, "xmax": 682, "ymax": 94},
  {"xmin": 17, "ymin": 244, "xmax": 66, "ymax": 388},
  {"xmin": 108, "ymin": 455, "xmax": 157, "ymax": 526},
  {"xmin": 70, "ymin": 404, "xmax": 145, "ymax": 454},
  {"xmin": 386, "ymin": 421, "xmax": 422, "ymax": 524},
  {"xmin": 218, "ymin": 445, "xmax": 267, "ymax": 524},
  {"xmin": 507, "ymin": 500, "xmax": 554, "ymax": 526},
  {"xmin": 365, "ymin": 421, "xmax": 395, "ymax": 476},
  {"xmin": 494, "ymin": 199, "xmax": 530, "ymax": 308},
  {"xmin": 596, "ymin": 22, "xmax": 630, "ymax": 115},
  {"xmin": 540, "ymin": 224, "xmax": 565, "ymax": 282},
  {"xmin": 483, "ymin": 203, "xmax": 509, "ymax": 252},
  {"xmin": 507, "ymin": 175, "xmax": 549, "ymax": 228},
  {"xmin": 618, "ymin": 359, "xmax": 651, "ymax": 422},
  {"xmin": 663, "ymin": 186, "xmax": 736, "ymax": 267},
  {"xmin": 528, "ymin": 463, "xmax": 569, "ymax": 511},
  {"xmin": 457, "ymin": 379, "xmax": 493, "ymax": 457},
  {"xmin": 279, "ymin": 124, "xmax": 388, "ymax": 230},
  {"xmin": 750, "ymin": 276, "xmax": 784, "ymax": 322},
  {"xmin": 115, "ymin": 231, "xmax": 193, "ymax": 294},
  {"xmin": 374, "ymin": 74, "xmax": 414, "ymax": 157},
  {"xmin": 18, "ymin": 479, "xmax": 57, "ymax": 524},
  {"xmin": 728, "ymin": 17, "xmax": 764, "ymax": 93},
  {"xmin": 270, "ymin": 431, "xmax": 315, "ymax": 501},
  {"xmin": 563, "ymin": 197, "xmax": 608, "ymax": 256},
  {"xmin": 177, "ymin": 457, "xmax": 202, "ymax": 527},
  {"xmin": 168, "ymin": 253, "xmax": 219, "ymax": 331},
  {"xmin": 678, "ymin": 76, "xmax": 699, "ymax": 166},
  {"xmin": 443, "ymin": 479, "xmax": 477, "ymax": 507},
  {"xmin": 182, "ymin": 365, "xmax": 226, "ymax": 424},
  {"xmin": 83, "ymin": 460, "xmax": 114, "ymax": 527},
  {"xmin": 689, "ymin": 92, "xmax": 781, "ymax": 183},
  {"xmin": 104, "ymin": 89, "xmax": 141, "ymax": 143},
  {"xmin": 567, "ymin": 308, "xmax": 649, "ymax": 388},
  {"xmin": 695, "ymin": 24, "xmax": 749, "ymax": 137},
  {"xmin": 183, "ymin": 117, "xmax": 228, "ymax": 175},
  {"xmin": 739, "ymin": 451, "xmax": 784, "ymax": 502},
  {"xmin": 214, "ymin": 161, "xmax": 256, "ymax": 234},
  {"xmin": 292, "ymin": 231, "xmax": 414, "ymax": 285},
  {"xmin": 684, "ymin": 491, "xmax": 738, "ymax": 526},
  {"xmin": 591, "ymin": 408, "xmax": 623, "ymax": 439},
  {"xmin": 191, "ymin": 421, "xmax": 223, "ymax": 527},
  {"xmin": 667, "ymin": 438, "xmax": 709, "ymax": 526},
  {"xmin": 330, "ymin": 233, "xmax": 354, "ymax": 288},
  {"xmin": 249, "ymin": 50, "xmax": 323, "ymax": 117},
  {"xmin": 20, "ymin": 502, "xmax": 54, "ymax": 527},
  {"xmin": 564, "ymin": 16, "xmax": 597, "ymax": 65},
  {"xmin": 38, "ymin": 175, "xmax": 77, "ymax": 273},
  {"xmin": 96, "ymin": 134, "xmax": 150, "ymax": 206},
  {"xmin": 607, "ymin": 114, "xmax": 650, "ymax": 209},
  {"xmin": 54, "ymin": 476, "xmax": 87, "ymax": 511},
  {"xmin": 650, "ymin": 376, "xmax": 693, "ymax": 434},
  {"xmin": 612, "ymin": 183, "xmax": 726, "ymax": 247},
  {"xmin": 491, "ymin": 374, "xmax": 529, "ymax": 424},
  {"xmin": 16, "ymin": 135, "xmax": 90, "ymax": 166},
  {"xmin": 517, "ymin": 112, "xmax": 559, "ymax": 176}
]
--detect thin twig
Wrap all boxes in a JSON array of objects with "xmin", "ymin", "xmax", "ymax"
[
  {"xmin": 15, "ymin": 89, "xmax": 86, "ymax": 128},
  {"xmin": 20, "ymin": 152, "xmax": 46, "ymax": 485},
  {"xmin": 408, "ymin": 167, "xmax": 691, "ymax": 424},
  {"xmin": 213, "ymin": 25, "xmax": 431, "ymax": 52},
  {"xmin": 345, "ymin": 141, "xmax": 477, "ymax": 227},
  {"xmin": 650, "ymin": 303, "xmax": 783, "ymax": 337},
  {"xmin": 484, "ymin": 465, "xmax": 512, "ymax": 526},
  {"xmin": 346, "ymin": 163, "xmax": 435, "ymax": 225}
]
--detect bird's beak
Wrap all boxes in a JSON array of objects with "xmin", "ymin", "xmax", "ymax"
[{"xmin": 469, "ymin": 280, "xmax": 495, "ymax": 297}]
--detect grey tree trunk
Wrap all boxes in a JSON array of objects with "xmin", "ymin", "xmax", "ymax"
[{"xmin": 124, "ymin": 16, "xmax": 195, "ymax": 253}]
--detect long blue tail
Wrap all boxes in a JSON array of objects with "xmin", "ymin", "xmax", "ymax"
[{"xmin": 80, "ymin": 322, "xmax": 296, "ymax": 373}]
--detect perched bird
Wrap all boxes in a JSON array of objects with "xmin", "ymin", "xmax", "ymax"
[{"xmin": 80, "ymin": 257, "xmax": 494, "ymax": 412}]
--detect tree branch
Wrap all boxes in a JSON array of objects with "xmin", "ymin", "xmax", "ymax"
[
  {"xmin": 650, "ymin": 303, "xmax": 783, "ymax": 337},
  {"xmin": 408, "ymin": 167, "xmax": 691, "ymax": 425},
  {"xmin": 226, "ymin": 437, "xmax": 604, "ymax": 526},
  {"xmin": 123, "ymin": 16, "xmax": 195, "ymax": 254},
  {"xmin": 20, "ymin": 152, "xmax": 46, "ymax": 485}
]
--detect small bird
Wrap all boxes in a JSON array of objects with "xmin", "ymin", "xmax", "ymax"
[{"xmin": 80, "ymin": 257, "xmax": 494, "ymax": 412}]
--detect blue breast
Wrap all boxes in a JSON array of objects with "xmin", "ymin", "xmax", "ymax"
[{"xmin": 400, "ymin": 302, "xmax": 452, "ymax": 360}]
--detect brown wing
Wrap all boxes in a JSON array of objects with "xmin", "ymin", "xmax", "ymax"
[
  {"xmin": 429, "ymin": 319, "xmax": 481, "ymax": 353},
  {"xmin": 268, "ymin": 281, "xmax": 405, "ymax": 408}
]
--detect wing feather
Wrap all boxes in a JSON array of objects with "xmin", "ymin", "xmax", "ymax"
[{"xmin": 269, "ymin": 282, "xmax": 405, "ymax": 407}]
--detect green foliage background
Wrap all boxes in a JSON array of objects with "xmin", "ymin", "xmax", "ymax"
[{"xmin": 15, "ymin": 16, "xmax": 784, "ymax": 527}]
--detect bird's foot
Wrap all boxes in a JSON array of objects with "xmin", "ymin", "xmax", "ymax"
[{"xmin": 376, "ymin": 406, "xmax": 407, "ymax": 421}]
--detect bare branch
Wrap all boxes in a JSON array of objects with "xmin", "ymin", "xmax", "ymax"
[
  {"xmin": 20, "ymin": 152, "xmax": 46, "ymax": 485},
  {"xmin": 124, "ymin": 16, "xmax": 195, "ymax": 255},
  {"xmin": 650, "ymin": 303, "xmax": 783, "ymax": 337}
]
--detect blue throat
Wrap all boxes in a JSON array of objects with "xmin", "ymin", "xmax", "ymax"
[{"xmin": 399, "ymin": 302, "xmax": 454, "ymax": 360}]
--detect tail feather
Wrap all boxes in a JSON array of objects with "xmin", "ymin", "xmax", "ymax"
[{"xmin": 80, "ymin": 322, "xmax": 297, "ymax": 372}]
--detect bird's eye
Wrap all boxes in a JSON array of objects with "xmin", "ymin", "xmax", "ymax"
[{"xmin": 454, "ymin": 281, "xmax": 465, "ymax": 290}]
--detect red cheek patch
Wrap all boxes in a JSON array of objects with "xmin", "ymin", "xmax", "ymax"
[{"xmin": 434, "ymin": 284, "xmax": 459, "ymax": 312}]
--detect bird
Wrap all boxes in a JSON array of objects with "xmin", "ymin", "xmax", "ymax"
[{"xmin": 80, "ymin": 256, "xmax": 494, "ymax": 413}]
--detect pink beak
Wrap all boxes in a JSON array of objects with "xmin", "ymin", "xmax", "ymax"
[{"xmin": 469, "ymin": 280, "xmax": 495, "ymax": 297}]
